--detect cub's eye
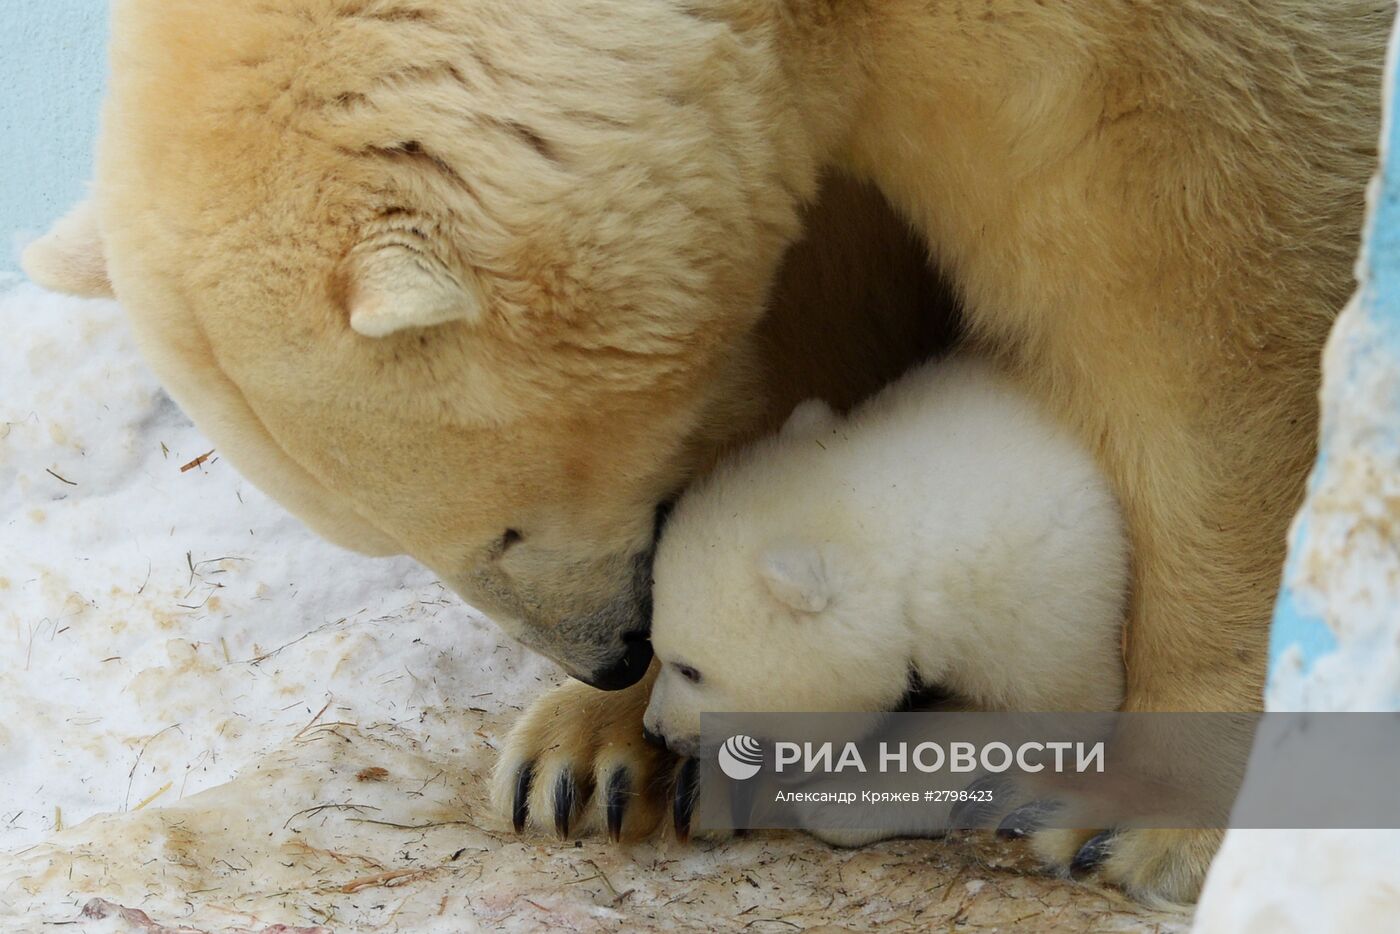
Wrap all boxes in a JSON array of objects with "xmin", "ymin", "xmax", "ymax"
[
  {"xmin": 674, "ymin": 663, "xmax": 702, "ymax": 685},
  {"xmin": 500, "ymin": 529, "xmax": 524, "ymax": 553}
]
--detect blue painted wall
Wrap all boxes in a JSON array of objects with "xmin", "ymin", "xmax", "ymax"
[{"xmin": 0, "ymin": 2, "xmax": 108, "ymax": 277}]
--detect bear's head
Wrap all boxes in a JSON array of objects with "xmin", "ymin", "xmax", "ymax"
[
  {"xmin": 25, "ymin": 0, "xmax": 848, "ymax": 687},
  {"xmin": 643, "ymin": 400, "xmax": 913, "ymax": 756}
]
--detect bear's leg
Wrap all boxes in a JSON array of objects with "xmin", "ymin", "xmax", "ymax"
[{"xmin": 998, "ymin": 312, "xmax": 1317, "ymax": 904}]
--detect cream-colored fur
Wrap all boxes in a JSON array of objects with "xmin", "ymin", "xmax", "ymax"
[
  {"xmin": 23, "ymin": 199, "xmax": 113, "ymax": 300},
  {"xmin": 30, "ymin": 0, "xmax": 952, "ymax": 681},
  {"xmin": 28, "ymin": 0, "xmax": 1387, "ymax": 902},
  {"xmin": 644, "ymin": 357, "xmax": 1129, "ymax": 755}
]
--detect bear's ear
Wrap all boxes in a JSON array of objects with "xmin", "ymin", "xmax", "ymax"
[
  {"xmin": 758, "ymin": 545, "xmax": 831, "ymax": 614},
  {"xmin": 781, "ymin": 399, "xmax": 839, "ymax": 440},
  {"xmin": 21, "ymin": 199, "xmax": 115, "ymax": 299},
  {"xmin": 346, "ymin": 241, "xmax": 484, "ymax": 338}
]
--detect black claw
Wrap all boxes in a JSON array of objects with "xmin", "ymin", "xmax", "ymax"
[
  {"xmin": 673, "ymin": 758, "xmax": 699, "ymax": 843},
  {"xmin": 949, "ymin": 775, "xmax": 1014, "ymax": 829},
  {"xmin": 512, "ymin": 763, "xmax": 534, "ymax": 834},
  {"xmin": 996, "ymin": 800, "xmax": 1056, "ymax": 840},
  {"xmin": 605, "ymin": 769, "xmax": 630, "ymax": 843},
  {"xmin": 1071, "ymin": 831, "xmax": 1115, "ymax": 875},
  {"xmin": 553, "ymin": 770, "xmax": 577, "ymax": 839}
]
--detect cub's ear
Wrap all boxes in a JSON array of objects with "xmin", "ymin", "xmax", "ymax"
[
  {"xmin": 346, "ymin": 241, "xmax": 483, "ymax": 338},
  {"xmin": 781, "ymin": 399, "xmax": 839, "ymax": 440},
  {"xmin": 21, "ymin": 199, "xmax": 115, "ymax": 299},
  {"xmin": 758, "ymin": 545, "xmax": 831, "ymax": 614}
]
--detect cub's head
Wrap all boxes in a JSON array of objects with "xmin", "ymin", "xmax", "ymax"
[
  {"xmin": 643, "ymin": 401, "xmax": 911, "ymax": 755},
  {"xmin": 27, "ymin": 0, "xmax": 822, "ymax": 687}
]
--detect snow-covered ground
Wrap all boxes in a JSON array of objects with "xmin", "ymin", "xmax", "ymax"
[{"xmin": 0, "ymin": 281, "xmax": 557, "ymax": 851}]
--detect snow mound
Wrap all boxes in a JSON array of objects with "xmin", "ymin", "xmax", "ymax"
[
  {"xmin": 0, "ymin": 283, "xmax": 556, "ymax": 851},
  {"xmin": 3, "ymin": 709, "xmax": 1187, "ymax": 933}
]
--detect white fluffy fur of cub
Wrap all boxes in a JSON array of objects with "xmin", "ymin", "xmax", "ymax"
[{"xmin": 644, "ymin": 357, "xmax": 1129, "ymax": 755}]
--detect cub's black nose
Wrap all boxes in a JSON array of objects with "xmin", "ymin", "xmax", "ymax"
[
  {"xmin": 642, "ymin": 725, "xmax": 668, "ymax": 750},
  {"xmin": 579, "ymin": 631, "xmax": 653, "ymax": 691}
]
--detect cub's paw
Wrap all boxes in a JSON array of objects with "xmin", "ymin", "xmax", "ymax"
[
  {"xmin": 492, "ymin": 674, "xmax": 672, "ymax": 842},
  {"xmin": 1030, "ymin": 826, "xmax": 1221, "ymax": 905}
]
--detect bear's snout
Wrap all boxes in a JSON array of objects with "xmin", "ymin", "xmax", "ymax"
[
  {"xmin": 576, "ymin": 628, "xmax": 653, "ymax": 691},
  {"xmin": 642, "ymin": 724, "xmax": 669, "ymax": 750},
  {"xmin": 643, "ymin": 724, "xmax": 698, "ymax": 758}
]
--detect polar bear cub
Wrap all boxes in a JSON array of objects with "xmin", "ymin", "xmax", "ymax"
[{"xmin": 643, "ymin": 357, "xmax": 1128, "ymax": 755}]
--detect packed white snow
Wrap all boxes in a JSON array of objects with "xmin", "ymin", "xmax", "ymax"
[{"xmin": 0, "ymin": 281, "xmax": 557, "ymax": 851}]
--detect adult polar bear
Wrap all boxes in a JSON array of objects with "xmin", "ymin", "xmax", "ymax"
[{"xmin": 26, "ymin": 0, "xmax": 1387, "ymax": 903}]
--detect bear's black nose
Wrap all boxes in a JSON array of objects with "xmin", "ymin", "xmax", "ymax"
[
  {"xmin": 642, "ymin": 725, "xmax": 668, "ymax": 750},
  {"xmin": 578, "ymin": 632, "xmax": 653, "ymax": 691}
]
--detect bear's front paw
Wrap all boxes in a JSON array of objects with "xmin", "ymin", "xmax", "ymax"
[
  {"xmin": 492, "ymin": 674, "xmax": 673, "ymax": 842},
  {"xmin": 1029, "ymin": 826, "xmax": 1221, "ymax": 905}
]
